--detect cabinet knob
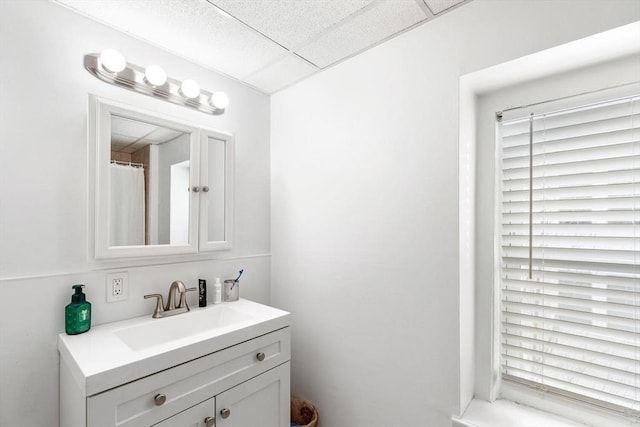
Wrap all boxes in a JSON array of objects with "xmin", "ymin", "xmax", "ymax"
[
  {"xmin": 192, "ymin": 186, "xmax": 200, "ymax": 192},
  {"xmin": 256, "ymin": 352, "xmax": 266, "ymax": 362},
  {"xmin": 153, "ymin": 394, "xmax": 166, "ymax": 406},
  {"xmin": 202, "ymin": 186, "xmax": 210, "ymax": 192},
  {"xmin": 204, "ymin": 416, "xmax": 216, "ymax": 427},
  {"xmin": 220, "ymin": 408, "xmax": 231, "ymax": 419}
]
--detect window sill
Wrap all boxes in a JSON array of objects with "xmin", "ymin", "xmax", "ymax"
[{"xmin": 453, "ymin": 399, "xmax": 590, "ymax": 427}]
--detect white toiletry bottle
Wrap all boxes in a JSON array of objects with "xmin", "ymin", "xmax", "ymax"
[{"xmin": 214, "ymin": 278, "xmax": 222, "ymax": 304}]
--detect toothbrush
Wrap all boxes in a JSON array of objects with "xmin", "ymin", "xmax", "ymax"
[{"xmin": 231, "ymin": 269, "xmax": 243, "ymax": 290}]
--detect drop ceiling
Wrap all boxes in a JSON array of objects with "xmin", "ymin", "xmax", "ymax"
[
  {"xmin": 111, "ymin": 116, "xmax": 187, "ymax": 153},
  {"xmin": 53, "ymin": 0, "xmax": 471, "ymax": 94}
]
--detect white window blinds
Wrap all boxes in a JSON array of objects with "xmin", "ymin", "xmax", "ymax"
[{"xmin": 499, "ymin": 91, "xmax": 640, "ymax": 416}]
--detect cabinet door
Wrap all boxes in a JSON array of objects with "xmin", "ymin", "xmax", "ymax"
[
  {"xmin": 216, "ymin": 363, "xmax": 290, "ymax": 427},
  {"xmin": 153, "ymin": 398, "xmax": 215, "ymax": 427},
  {"xmin": 198, "ymin": 130, "xmax": 234, "ymax": 252}
]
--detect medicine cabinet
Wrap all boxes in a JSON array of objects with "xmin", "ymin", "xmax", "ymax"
[{"xmin": 90, "ymin": 96, "xmax": 233, "ymax": 259}]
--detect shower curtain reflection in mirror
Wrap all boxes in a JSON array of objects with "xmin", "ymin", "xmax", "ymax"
[{"xmin": 110, "ymin": 163, "xmax": 145, "ymax": 246}]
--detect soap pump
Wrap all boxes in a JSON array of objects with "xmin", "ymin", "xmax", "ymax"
[{"xmin": 65, "ymin": 284, "xmax": 91, "ymax": 335}]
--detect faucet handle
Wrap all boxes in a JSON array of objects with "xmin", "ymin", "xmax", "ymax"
[
  {"xmin": 144, "ymin": 294, "xmax": 165, "ymax": 318},
  {"xmin": 178, "ymin": 287, "xmax": 197, "ymax": 310}
]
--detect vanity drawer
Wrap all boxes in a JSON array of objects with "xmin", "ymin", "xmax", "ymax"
[{"xmin": 87, "ymin": 327, "xmax": 290, "ymax": 427}]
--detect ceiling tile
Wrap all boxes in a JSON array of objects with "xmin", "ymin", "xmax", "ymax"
[
  {"xmin": 295, "ymin": 0, "xmax": 427, "ymax": 69},
  {"xmin": 146, "ymin": 127, "xmax": 187, "ymax": 143},
  {"xmin": 56, "ymin": 0, "xmax": 288, "ymax": 80},
  {"xmin": 423, "ymin": 0, "xmax": 466, "ymax": 15},
  {"xmin": 243, "ymin": 54, "xmax": 319, "ymax": 93},
  {"xmin": 112, "ymin": 116, "xmax": 158, "ymax": 139},
  {"xmin": 210, "ymin": 0, "xmax": 375, "ymax": 49}
]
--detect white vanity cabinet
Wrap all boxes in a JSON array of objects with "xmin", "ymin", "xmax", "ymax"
[{"xmin": 59, "ymin": 300, "xmax": 291, "ymax": 427}]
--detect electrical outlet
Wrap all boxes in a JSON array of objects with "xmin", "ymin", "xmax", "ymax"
[
  {"xmin": 106, "ymin": 271, "xmax": 128, "ymax": 302},
  {"xmin": 112, "ymin": 278, "xmax": 123, "ymax": 296}
]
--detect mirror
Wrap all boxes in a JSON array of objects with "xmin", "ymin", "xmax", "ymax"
[
  {"xmin": 91, "ymin": 96, "xmax": 234, "ymax": 259},
  {"xmin": 110, "ymin": 115, "xmax": 191, "ymax": 247}
]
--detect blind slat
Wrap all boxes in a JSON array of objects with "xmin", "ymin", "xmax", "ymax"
[
  {"xmin": 502, "ymin": 246, "xmax": 639, "ymax": 265},
  {"xmin": 503, "ymin": 289, "xmax": 637, "ymax": 321},
  {"xmin": 502, "ymin": 323, "xmax": 637, "ymax": 361},
  {"xmin": 503, "ymin": 312, "xmax": 637, "ymax": 347},
  {"xmin": 503, "ymin": 141, "xmax": 640, "ymax": 171},
  {"xmin": 502, "ymin": 256, "xmax": 639, "ymax": 276},
  {"xmin": 502, "ymin": 343, "xmax": 638, "ymax": 386},
  {"xmin": 503, "ymin": 279, "xmax": 638, "ymax": 304},
  {"xmin": 502, "ymin": 197, "xmax": 636, "ymax": 214},
  {"xmin": 503, "ymin": 182, "xmax": 638, "ymax": 201},
  {"xmin": 503, "ymin": 113, "xmax": 640, "ymax": 146},
  {"xmin": 504, "ymin": 155, "xmax": 640, "ymax": 183},
  {"xmin": 502, "ymin": 235, "xmax": 640, "ymax": 251},
  {"xmin": 501, "ymin": 268, "xmax": 640, "ymax": 291},
  {"xmin": 504, "ymin": 168, "xmax": 639, "ymax": 192}
]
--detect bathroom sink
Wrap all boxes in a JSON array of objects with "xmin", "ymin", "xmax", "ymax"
[
  {"xmin": 58, "ymin": 298, "xmax": 290, "ymax": 395},
  {"xmin": 114, "ymin": 304, "xmax": 255, "ymax": 351}
]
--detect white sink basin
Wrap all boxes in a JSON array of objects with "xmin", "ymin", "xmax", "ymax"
[
  {"xmin": 114, "ymin": 304, "xmax": 255, "ymax": 351},
  {"xmin": 58, "ymin": 298, "xmax": 290, "ymax": 396}
]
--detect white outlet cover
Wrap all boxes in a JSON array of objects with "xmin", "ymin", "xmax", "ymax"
[{"xmin": 106, "ymin": 271, "xmax": 128, "ymax": 303}]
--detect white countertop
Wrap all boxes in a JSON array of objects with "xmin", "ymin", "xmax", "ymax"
[{"xmin": 58, "ymin": 299, "xmax": 290, "ymax": 396}]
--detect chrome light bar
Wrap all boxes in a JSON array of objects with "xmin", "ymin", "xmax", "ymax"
[{"xmin": 84, "ymin": 51, "xmax": 228, "ymax": 116}]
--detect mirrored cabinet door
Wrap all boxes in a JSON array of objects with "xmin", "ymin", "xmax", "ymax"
[
  {"xmin": 110, "ymin": 114, "xmax": 194, "ymax": 248},
  {"xmin": 91, "ymin": 96, "xmax": 233, "ymax": 259}
]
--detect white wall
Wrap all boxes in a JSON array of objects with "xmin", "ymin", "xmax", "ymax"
[
  {"xmin": 270, "ymin": 1, "xmax": 640, "ymax": 426},
  {"xmin": 0, "ymin": 1, "xmax": 271, "ymax": 426}
]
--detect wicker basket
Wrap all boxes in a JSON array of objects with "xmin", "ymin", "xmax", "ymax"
[{"xmin": 290, "ymin": 396, "xmax": 318, "ymax": 427}]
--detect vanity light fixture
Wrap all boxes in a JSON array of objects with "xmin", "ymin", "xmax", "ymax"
[{"xmin": 85, "ymin": 50, "xmax": 228, "ymax": 115}]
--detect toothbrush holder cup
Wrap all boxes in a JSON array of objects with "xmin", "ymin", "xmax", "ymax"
[{"xmin": 223, "ymin": 279, "xmax": 239, "ymax": 302}]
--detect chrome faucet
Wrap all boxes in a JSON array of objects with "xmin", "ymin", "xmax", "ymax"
[{"xmin": 144, "ymin": 280, "xmax": 197, "ymax": 318}]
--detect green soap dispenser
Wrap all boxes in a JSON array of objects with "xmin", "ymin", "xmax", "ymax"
[{"xmin": 65, "ymin": 284, "xmax": 91, "ymax": 335}]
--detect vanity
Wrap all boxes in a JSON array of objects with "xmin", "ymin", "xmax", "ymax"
[
  {"xmin": 59, "ymin": 299, "xmax": 291, "ymax": 427},
  {"xmin": 63, "ymin": 94, "xmax": 289, "ymax": 426}
]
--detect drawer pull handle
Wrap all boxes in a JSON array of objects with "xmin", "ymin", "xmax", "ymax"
[
  {"xmin": 205, "ymin": 416, "xmax": 216, "ymax": 427},
  {"xmin": 256, "ymin": 352, "xmax": 266, "ymax": 362},
  {"xmin": 153, "ymin": 394, "xmax": 166, "ymax": 406},
  {"xmin": 220, "ymin": 408, "xmax": 231, "ymax": 419}
]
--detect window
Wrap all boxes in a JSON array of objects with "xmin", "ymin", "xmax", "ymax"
[{"xmin": 498, "ymin": 89, "xmax": 640, "ymax": 417}]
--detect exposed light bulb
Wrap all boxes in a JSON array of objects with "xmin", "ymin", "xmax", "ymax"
[
  {"xmin": 100, "ymin": 49, "xmax": 126, "ymax": 73},
  {"xmin": 209, "ymin": 91, "xmax": 229, "ymax": 110},
  {"xmin": 180, "ymin": 79, "xmax": 200, "ymax": 99},
  {"xmin": 144, "ymin": 65, "xmax": 167, "ymax": 87}
]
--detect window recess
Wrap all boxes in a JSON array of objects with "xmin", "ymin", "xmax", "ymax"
[{"xmin": 498, "ymin": 89, "xmax": 640, "ymax": 418}]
